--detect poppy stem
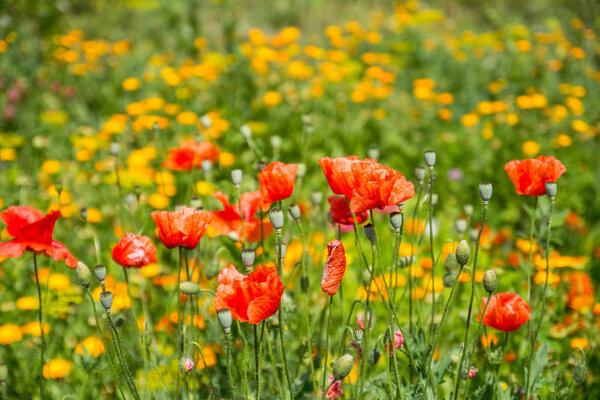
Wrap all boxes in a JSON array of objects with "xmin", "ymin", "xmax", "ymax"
[
  {"xmin": 427, "ymin": 167, "xmax": 436, "ymax": 339},
  {"xmin": 390, "ymin": 216, "xmax": 403, "ymax": 304},
  {"xmin": 462, "ymin": 293, "xmax": 492, "ymax": 398},
  {"xmin": 176, "ymin": 246, "xmax": 183, "ymax": 396},
  {"xmin": 408, "ymin": 183, "xmax": 425, "ymax": 335},
  {"xmin": 357, "ymin": 242, "xmax": 376, "ymax": 400},
  {"xmin": 33, "ymin": 253, "xmax": 46, "ymax": 400},
  {"xmin": 107, "ymin": 312, "xmax": 141, "ymax": 400},
  {"xmin": 265, "ymin": 326, "xmax": 284, "ymax": 395},
  {"xmin": 236, "ymin": 185, "xmax": 247, "ymax": 245},
  {"xmin": 453, "ymin": 202, "xmax": 488, "ymax": 400},
  {"xmin": 493, "ymin": 332, "xmax": 509, "ymax": 399},
  {"xmin": 525, "ymin": 196, "xmax": 538, "ymax": 395},
  {"xmin": 320, "ymin": 296, "xmax": 334, "ymax": 400},
  {"xmin": 275, "ymin": 229, "xmax": 294, "ymax": 399},
  {"xmin": 254, "ymin": 324, "xmax": 261, "ymax": 399},
  {"xmin": 224, "ymin": 330, "xmax": 237, "ymax": 399},
  {"xmin": 189, "ymin": 341, "xmax": 219, "ymax": 398},
  {"xmin": 236, "ymin": 320, "xmax": 250, "ymax": 400}
]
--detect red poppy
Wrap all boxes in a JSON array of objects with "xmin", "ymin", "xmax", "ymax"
[
  {"xmin": 163, "ymin": 140, "xmax": 220, "ymax": 171},
  {"xmin": 328, "ymin": 196, "xmax": 368, "ymax": 225},
  {"xmin": 112, "ymin": 233, "xmax": 157, "ymax": 268},
  {"xmin": 326, "ymin": 375, "xmax": 344, "ymax": 399},
  {"xmin": 319, "ymin": 156, "xmax": 375, "ymax": 199},
  {"xmin": 258, "ymin": 161, "xmax": 297, "ymax": 205},
  {"xmin": 504, "ymin": 155, "xmax": 566, "ymax": 196},
  {"xmin": 0, "ymin": 206, "xmax": 78, "ymax": 268},
  {"xmin": 321, "ymin": 240, "xmax": 347, "ymax": 296},
  {"xmin": 479, "ymin": 292, "xmax": 531, "ymax": 332},
  {"xmin": 213, "ymin": 264, "xmax": 285, "ymax": 324},
  {"xmin": 151, "ymin": 207, "xmax": 212, "ymax": 249},
  {"xmin": 210, "ymin": 191, "xmax": 273, "ymax": 242}
]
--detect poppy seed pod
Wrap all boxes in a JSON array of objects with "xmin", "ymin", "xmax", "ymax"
[
  {"xmin": 76, "ymin": 261, "xmax": 92, "ymax": 288},
  {"xmin": 455, "ymin": 240, "xmax": 470, "ymax": 266},
  {"xmin": 270, "ymin": 135, "xmax": 282, "ymax": 150},
  {"xmin": 200, "ymin": 115, "xmax": 211, "ymax": 129},
  {"xmin": 483, "ymin": 270, "xmax": 498, "ymax": 294},
  {"xmin": 390, "ymin": 212, "xmax": 403, "ymax": 232},
  {"xmin": 94, "ymin": 264, "xmax": 107, "ymax": 284},
  {"xmin": 110, "ymin": 142, "xmax": 120, "ymax": 156},
  {"xmin": 463, "ymin": 204, "xmax": 474, "ymax": 217},
  {"xmin": 415, "ymin": 166, "xmax": 426, "ymax": 184},
  {"xmin": 424, "ymin": 150, "xmax": 436, "ymax": 168},
  {"xmin": 333, "ymin": 354, "xmax": 355, "ymax": 380},
  {"xmin": 288, "ymin": 203, "xmax": 301, "ymax": 221},
  {"xmin": 216, "ymin": 308, "xmax": 232, "ymax": 333},
  {"xmin": 363, "ymin": 223, "xmax": 376, "ymax": 246},
  {"xmin": 231, "ymin": 169, "xmax": 242, "ymax": 186},
  {"xmin": 80, "ymin": 207, "xmax": 88, "ymax": 222},
  {"xmin": 180, "ymin": 281, "xmax": 200, "ymax": 296},
  {"xmin": 545, "ymin": 182, "xmax": 557, "ymax": 200},
  {"xmin": 100, "ymin": 291, "xmax": 113, "ymax": 312},
  {"xmin": 353, "ymin": 327, "xmax": 364, "ymax": 342},
  {"xmin": 479, "ymin": 182, "xmax": 493, "ymax": 203},
  {"xmin": 311, "ymin": 191, "xmax": 323, "ymax": 206},
  {"xmin": 201, "ymin": 160, "xmax": 212, "ymax": 173},
  {"xmin": 190, "ymin": 197, "xmax": 203, "ymax": 209},
  {"xmin": 455, "ymin": 219, "xmax": 468, "ymax": 234},
  {"xmin": 152, "ymin": 121, "xmax": 160, "ymax": 132},
  {"xmin": 240, "ymin": 124, "xmax": 252, "ymax": 139},
  {"xmin": 269, "ymin": 208, "xmax": 284, "ymax": 231},
  {"xmin": 241, "ymin": 248, "xmax": 255, "ymax": 270}
]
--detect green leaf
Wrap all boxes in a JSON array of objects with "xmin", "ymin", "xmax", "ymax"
[{"xmin": 528, "ymin": 342, "xmax": 548, "ymax": 394}]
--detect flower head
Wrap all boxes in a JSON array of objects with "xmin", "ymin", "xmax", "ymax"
[
  {"xmin": 210, "ymin": 191, "xmax": 273, "ymax": 242},
  {"xmin": 163, "ymin": 140, "xmax": 220, "ymax": 171},
  {"xmin": 112, "ymin": 233, "xmax": 157, "ymax": 268},
  {"xmin": 258, "ymin": 161, "xmax": 297, "ymax": 205},
  {"xmin": 151, "ymin": 207, "xmax": 212, "ymax": 249},
  {"xmin": 326, "ymin": 375, "xmax": 344, "ymax": 399},
  {"xmin": 321, "ymin": 240, "xmax": 346, "ymax": 296},
  {"xmin": 504, "ymin": 155, "xmax": 566, "ymax": 196},
  {"xmin": 385, "ymin": 330, "xmax": 404, "ymax": 356},
  {"xmin": 479, "ymin": 292, "xmax": 531, "ymax": 332},
  {"xmin": 328, "ymin": 195, "xmax": 368, "ymax": 225}
]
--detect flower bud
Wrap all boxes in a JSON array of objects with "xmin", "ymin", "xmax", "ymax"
[
  {"xmin": 217, "ymin": 309, "xmax": 232, "ymax": 333},
  {"xmin": 397, "ymin": 256, "xmax": 410, "ymax": 269},
  {"xmin": 80, "ymin": 207, "xmax": 88, "ymax": 222},
  {"xmin": 479, "ymin": 182, "xmax": 493, "ymax": 203},
  {"xmin": 257, "ymin": 160, "xmax": 267, "ymax": 172},
  {"xmin": 200, "ymin": 115, "xmax": 211, "ymax": 129},
  {"xmin": 110, "ymin": 142, "xmax": 120, "ymax": 156},
  {"xmin": 227, "ymin": 231, "xmax": 240, "ymax": 242},
  {"xmin": 353, "ymin": 327, "xmax": 364, "ymax": 342},
  {"xmin": 444, "ymin": 253, "xmax": 458, "ymax": 272},
  {"xmin": 367, "ymin": 147, "xmax": 379, "ymax": 160},
  {"xmin": 443, "ymin": 271, "xmax": 458, "ymax": 288},
  {"xmin": 545, "ymin": 182, "xmax": 557, "ymax": 200},
  {"xmin": 241, "ymin": 248, "xmax": 255, "ymax": 270},
  {"xmin": 133, "ymin": 185, "xmax": 143, "ymax": 198},
  {"xmin": 269, "ymin": 208, "xmax": 284, "ymax": 231},
  {"xmin": 455, "ymin": 219, "xmax": 467, "ymax": 234},
  {"xmin": 190, "ymin": 197, "xmax": 203, "ymax": 209},
  {"xmin": 76, "ymin": 261, "xmax": 92, "ymax": 289},
  {"xmin": 54, "ymin": 180, "xmax": 64, "ymax": 194},
  {"xmin": 180, "ymin": 356, "xmax": 194, "ymax": 374},
  {"xmin": 288, "ymin": 203, "xmax": 301, "ymax": 221},
  {"xmin": 201, "ymin": 160, "xmax": 212, "ymax": 174},
  {"xmin": 415, "ymin": 166, "xmax": 426, "ymax": 184},
  {"xmin": 240, "ymin": 124, "xmax": 252, "ymax": 140},
  {"xmin": 333, "ymin": 354, "xmax": 354, "ymax": 380},
  {"xmin": 311, "ymin": 191, "xmax": 323, "ymax": 206},
  {"xmin": 424, "ymin": 150, "xmax": 436, "ymax": 168},
  {"xmin": 482, "ymin": 270, "xmax": 498, "ymax": 294},
  {"xmin": 468, "ymin": 366, "xmax": 477, "ymax": 379},
  {"xmin": 455, "ymin": 240, "xmax": 470, "ymax": 266},
  {"xmin": 367, "ymin": 349, "xmax": 380, "ymax": 366},
  {"xmin": 180, "ymin": 281, "xmax": 201, "ymax": 296},
  {"xmin": 100, "ymin": 291, "xmax": 113, "ymax": 312},
  {"xmin": 463, "ymin": 204, "xmax": 474, "ymax": 217},
  {"xmin": 573, "ymin": 358, "xmax": 587, "ymax": 385},
  {"xmin": 231, "ymin": 169, "xmax": 242, "ymax": 186},
  {"xmin": 363, "ymin": 223, "xmax": 376, "ymax": 246},
  {"xmin": 390, "ymin": 212, "xmax": 403, "ymax": 232},
  {"xmin": 94, "ymin": 264, "xmax": 107, "ymax": 284}
]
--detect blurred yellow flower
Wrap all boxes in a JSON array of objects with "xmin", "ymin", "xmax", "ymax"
[
  {"xmin": 122, "ymin": 77, "xmax": 141, "ymax": 91},
  {"xmin": 0, "ymin": 148, "xmax": 17, "ymax": 162},
  {"xmin": 570, "ymin": 337, "xmax": 588, "ymax": 349},
  {"xmin": 0, "ymin": 324, "xmax": 23, "ymax": 345},
  {"xmin": 176, "ymin": 111, "xmax": 198, "ymax": 126},
  {"xmin": 219, "ymin": 152, "xmax": 235, "ymax": 167},
  {"xmin": 41, "ymin": 160, "xmax": 61, "ymax": 175},
  {"xmin": 460, "ymin": 113, "xmax": 479, "ymax": 127},
  {"xmin": 43, "ymin": 359, "xmax": 72, "ymax": 379},
  {"xmin": 17, "ymin": 296, "xmax": 39, "ymax": 310},
  {"xmin": 76, "ymin": 336, "xmax": 106, "ymax": 357},
  {"xmin": 21, "ymin": 321, "xmax": 50, "ymax": 337},
  {"xmin": 149, "ymin": 193, "xmax": 169, "ymax": 209},
  {"xmin": 522, "ymin": 140, "xmax": 540, "ymax": 156},
  {"xmin": 263, "ymin": 91, "xmax": 282, "ymax": 107}
]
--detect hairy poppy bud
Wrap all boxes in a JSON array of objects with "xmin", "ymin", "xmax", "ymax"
[
  {"xmin": 333, "ymin": 354, "xmax": 354, "ymax": 380},
  {"xmin": 311, "ymin": 191, "xmax": 323, "ymax": 206},
  {"xmin": 231, "ymin": 169, "xmax": 242, "ymax": 186},
  {"xmin": 180, "ymin": 281, "xmax": 200, "ymax": 296},
  {"xmin": 482, "ymin": 270, "xmax": 498, "ymax": 294},
  {"xmin": 415, "ymin": 166, "xmax": 426, "ymax": 184},
  {"xmin": 94, "ymin": 264, "xmax": 107, "ymax": 284},
  {"xmin": 200, "ymin": 115, "xmax": 211, "ymax": 129},
  {"xmin": 80, "ymin": 207, "xmax": 88, "ymax": 222},
  {"xmin": 424, "ymin": 150, "xmax": 436, "ymax": 168},
  {"xmin": 180, "ymin": 356, "xmax": 194, "ymax": 374},
  {"xmin": 367, "ymin": 349, "xmax": 380, "ymax": 366},
  {"xmin": 545, "ymin": 182, "xmax": 557, "ymax": 200},
  {"xmin": 217, "ymin": 309, "xmax": 232, "ymax": 333},
  {"xmin": 269, "ymin": 208, "xmax": 284, "ymax": 231},
  {"xmin": 390, "ymin": 212, "xmax": 403, "ymax": 232},
  {"xmin": 240, "ymin": 124, "xmax": 252, "ymax": 140},
  {"xmin": 463, "ymin": 204, "xmax": 473, "ymax": 217},
  {"xmin": 201, "ymin": 160, "xmax": 212, "ymax": 174},
  {"xmin": 363, "ymin": 223, "xmax": 376, "ymax": 246},
  {"xmin": 445, "ymin": 253, "xmax": 458, "ymax": 272},
  {"xmin": 573, "ymin": 357, "xmax": 587, "ymax": 385},
  {"xmin": 110, "ymin": 142, "xmax": 120, "ymax": 156},
  {"xmin": 190, "ymin": 197, "xmax": 202, "ymax": 209},
  {"xmin": 353, "ymin": 327, "xmax": 364, "ymax": 342},
  {"xmin": 455, "ymin": 240, "xmax": 470, "ymax": 266},
  {"xmin": 367, "ymin": 147, "xmax": 379, "ymax": 160},
  {"xmin": 443, "ymin": 271, "xmax": 458, "ymax": 288},
  {"xmin": 288, "ymin": 204, "xmax": 301, "ymax": 221},
  {"xmin": 479, "ymin": 182, "xmax": 493, "ymax": 203},
  {"xmin": 241, "ymin": 248, "xmax": 255, "ymax": 271},
  {"xmin": 100, "ymin": 291, "xmax": 113, "ymax": 312},
  {"xmin": 455, "ymin": 219, "xmax": 467, "ymax": 234},
  {"xmin": 76, "ymin": 261, "xmax": 92, "ymax": 289}
]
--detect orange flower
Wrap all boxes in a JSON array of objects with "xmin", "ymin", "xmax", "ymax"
[
  {"xmin": 479, "ymin": 292, "xmax": 531, "ymax": 332},
  {"xmin": 504, "ymin": 155, "xmax": 566, "ymax": 196},
  {"xmin": 258, "ymin": 161, "xmax": 297, "ymax": 205},
  {"xmin": 163, "ymin": 140, "xmax": 220, "ymax": 171},
  {"xmin": 327, "ymin": 195, "xmax": 368, "ymax": 225},
  {"xmin": 567, "ymin": 272, "xmax": 594, "ymax": 311},
  {"xmin": 112, "ymin": 233, "xmax": 157, "ymax": 268},
  {"xmin": 321, "ymin": 240, "xmax": 346, "ymax": 296},
  {"xmin": 151, "ymin": 207, "xmax": 212, "ymax": 249},
  {"xmin": 210, "ymin": 191, "xmax": 273, "ymax": 243}
]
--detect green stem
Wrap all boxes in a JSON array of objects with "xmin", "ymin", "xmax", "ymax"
[
  {"xmin": 224, "ymin": 331, "xmax": 236, "ymax": 399},
  {"xmin": 254, "ymin": 324, "xmax": 261, "ymax": 399},
  {"xmin": 463, "ymin": 294, "xmax": 492, "ymax": 398},
  {"xmin": 427, "ymin": 167, "xmax": 436, "ymax": 339},
  {"xmin": 493, "ymin": 332, "xmax": 509, "ymax": 399},
  {"xmin": 237, "ymin": 320, "xmax": 250, "ymax": 400},
  {"xmin": 275, "ymin": 229, "xmax": 294, "ymax": 399},
  {"xmin": 107, "ymin": 313, "xmax": 140, "ymax": 400},
  {"xmin": 358, "ymin": 242, "xmax": 376, "ymax": 400},
  {"xmin": 33, "ymin": 253, "xmax": 46, "ymax": 400},
  {"xmin": 265, "ymin": 326, "xmax": 284, "ymax": 395},
  {"xmin": 189, "ymin": 342, "xmax": 218, "ymax": 398},
  {"xmin": 320, "ymin": 296, "xmax": 334, "ymax": 400},
  {"xmin": 408, "ymin": 184, "xmax": 425, "ymax": 334},
  {"xmin": 176, "ymin": 247, "xmax": 183, "ymax": 396}
]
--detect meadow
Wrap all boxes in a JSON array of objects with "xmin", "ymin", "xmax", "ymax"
[{"xmin": 0, "ymin": 0, "xmax": 599, "ymax": 399}]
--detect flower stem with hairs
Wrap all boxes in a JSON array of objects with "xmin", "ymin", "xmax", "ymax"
[
  {"xmin": 33, "ymin": 254, "xmax": 46, "ymax": 399},
  {"xmin": 320, "ymin": 296, "xmax": 334, "ymax": 400},
  {"xmin": 427, "ymin": 168, "xmax": 436, "ymax": 339},
  {"xmin": 107, "ymin": 312, "xmax": 140, "ymax": 400},
  {"xmin": 275, "ymin": 229, "xmax": 294, "ymax": 399}
]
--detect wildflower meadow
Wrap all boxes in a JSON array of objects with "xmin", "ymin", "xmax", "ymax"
[{"xmin": 1, "ymin": 1, "xmax": 599, "ymax": 399}]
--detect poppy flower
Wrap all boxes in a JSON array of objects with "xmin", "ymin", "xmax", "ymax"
[
  {"xmin": 326, "ymin": 375, "xmax": 344, "ymax": 399},
  {"xmin": 504, "ymin": 155, "xmax": 566, "ymax": 196},
  {"xmin": 478, "ymin": 292, "xmax": 531, "ymax": 332},
  {"xmin": 112, "ymin": 233, "xmax": 157, "ymax": 268},
  {"xmin": 321, "ymin": 240, "xmax": 346, "ymax": 296},
  {"xmin": 213, "ymin": 264, "xmax": 285, "ymax": 324},
  {"xmin": 328, "ymin": 196, "xmax": 368, "ymax": 225},
  {"xmin": 0, "ymin": 206, "xmax": 78, "ymax": 268},
  {"xmin": 151, "ymin": 207, "xmax": 212, "ymax": 249},
  {"xmin": 163, "ymin": 140, "xmax": 220, "ymax": 171},
  {"xmin": 319, "ymin": 156, "xmax": 375, "ymax": 199},
  {"xmin": 258, "ymin": 161, "xmax": 297, "ymax": 206},
  {"xmin": 385, "ymin": 330, "xmax": 404, "ymax": 356},
  {"xmin": 210, "ymin": 191, "xmax": 273, "ymax": 242}
]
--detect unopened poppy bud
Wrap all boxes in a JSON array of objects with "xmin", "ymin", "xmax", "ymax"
[
  {"xmin": 100, "ymin": 291, "xmax": 113, "ymax": 312},
  {"xmin": 297, "ymin": 163, "xmax": 306, "ymax": 178},
  {"xmin": 201, "ymin": 160, "xmax": 212, "ymax": 174},
  {"xmin": 110, "ymin": 142, "xmax": 120, "ymax": 156},
  {"xmin": 424, "ymin": 150, "xmax": 436, "ymax": 168},
  {"xmin": 482, "ymin": 270, "xmax": 498, "ymax": 294},
  {"xmin": 367, "ymin": 147, "xmax": 379, "ymax": 160},
  {"xmin": 455, "ymin": 219, "xmax": 467, "ymax": 234},
  {"xmin": 333, "ymin": 354, "xmax": 354, "ymax": 380},
  {"xmin": 353, "ymin": 327, "xmax": 364, "ymax": 342},
  {"xmin": 398, "ymin": 256, "xmax": 410, "ymax": 269},
  {"xmin": 545, "ymin": 182, "xmax": 557, "ymax": 200},
  {"xmin": 443, "ymin": 271, "xmax": 458, "ymax": 288},
  {"xmin": 76, "ymin": 261, "xmax": 92, "ymax": 288},
  {"xmin": 390, "ymin": 212, "xmax": 403, "ymax": 232},
  {"xmin": 573, "ymin": 358, "xmax": 587, "ymax": 385},
  {"xmin": 217, "ymin": 309, "xmax": 232, "ymax": 333},
  {"xmin": 270, "ymin": 135, "xmax": 282, "ymax": 150},
  {"xmin": 241, "ymin": 248, "xmax": 255, "ymax": 270},
  {"xmin": 240, "ymin": 124, "xmax": 252, "ymax": 139},
  {"xmin": 257, "ymin": 160, "xmax": 267, "ymax": 172},
  {"xmin": 363, "ymin": 223, "xmax": 376, "ymax": 246},
  {"xmin": 463, "ymin": 204, "xmax": 474, "ymax": 217},
  {"xmin": 55, "ymin": 180, "xmax": 64, "ymax": 194},
  {"xmin": 455, "ymin": 240, "xmax": 470, "ymax": 266},
  {"xmin": 231, "ymin": 169, "xmax": 243, "ymax": 186},
  {"xmin": 468, "ymin": 366, "xmax": 477, "ymax": 379},
  {"xmin": 180, "ymin": 281, "xmax": 200, "ymax": 296},
  {"xmin": 300, "ymin": 275, "xmax": 309, "ymax": 292},
  {"xmin": 415, "ymin": 166, "xmax": 426, "ymax": 184},
  {"xmin": 190, "ymin": 197, "xmax": 202, "ymax": 209},
  {"xmin": 227, "ymin": 231, "xmax": 240, "ymax": 242},
  {"xmin": 269, "ymin": 208, "xmax": 284, "ymax": 231},
  {"xmin": 80, "ymin": 207, "xmax": 88, "ymax": 222},
  {"xmin": 200, "ymin": 115, "xmax": 211, "ymax": 129},
  {"xmin": 367, "ymin": 349, "xmax": 380, "ymax": 366},
  {"xmin": 0, "ymin": 362, "xmax": 6, "ymax": 382},
  {"xmin": 94, "ymin": 264, "xmax": 107, "ymax": 284},
  {"xmin": 288, "ymin": 203, "xmax": 301, "ymax": 221},
  {"xmin": 469, "ymin": 228, "xmax": 478, "ymax": 242},
  {"xmin": 311, "ymin": 191, "xmax": 323, "ymax": 206},
  {"xmin": 479, "ymin": 182, "xmax": 493, "ymax": 203},
  {"xmin": 179, "ymin": 356, "xmax": 194, "ymax": 374},
  {"xmin": 444, "ymin": 253, "xmax": 458, "ymax": 272}
]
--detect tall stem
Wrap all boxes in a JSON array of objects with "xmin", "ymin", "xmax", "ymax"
[
  {"xmin": 462, "ymin": 295, "xmax": 492, "ymax": 398},
  {"xmin": 320, "ymin": 296, "xmax": 334, "ymax": 400},
  {"xmin": 427, "ymin": 168, "xmax": 436, "ymax": 338},
  {"xmin": 276, "ymin": 229, "xmax": 294, "ymax": 399},
  {"xmin": 224, "ymin": 331, "xmax": 236, "ymax": 399},
  {"xmin": 107, "ymin": 312, "xmax": 140, "ymax": 400},
  {"xmin": 33, "ymin": 254, "xmax": 46, "ymax": 400},
  {"xmin": 254, "ymin": 324, "xmax": 261, "ymax": 399},
  {"xmin": 408, "ymin": 184, "xmax": 424, "ymax": 334}
]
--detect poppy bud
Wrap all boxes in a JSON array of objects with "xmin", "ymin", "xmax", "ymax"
[
  {"xmin": 363, "ymin": 223, "xmax": 376, "ymax": 246},
  {"xmin": 479, "ymin": 182, "xmax": 493, "ymax": 203},
  {"xmin": 424, "ymin": 150, "xmax": 436, "ymax": 168},
  {"xmin": 333, "ymin": 354, "xmax": 354, "ymax": 380},
  {"xmin": 55, "ymin": 180, "xmax": 64, "ymax": 194},
  {"xmin": 300, "ymin": 275, "xmax": 309, "ymax": 292},
  {"xmin": 311, "ymin": 191, "xmax": 323, "ymax": 206},
  {"xmin": 415, "ymin": 166, "xmax": 426, "ymax": 184},
  {"xmin": 100, "ymin": 291, "xmax": 113, "ymax": 312},
  {"xmin": 201, "ymin": 160, "xmax": 212, "ymax": 174},
  {"xmin": 76, "ymin": 261, "xmax": 92, "ymax": 289},
  {"xmin": 397, "ymin": 256, "xmax": 410, "ymax": 269},
  {"xmin": 444, "ymin": 253, "xmax": 458, "ymax": 272},
  {"xmin": 94, "ymin": 264, "xmax": 107, "ymax": 284},
  {"xmin": 80, "ymin": 207, "xmax": 88, "ymax": 222},
  {"xmin": 367, "ymin": 349, "xmax": 380, "ymax": 366},
  {"xmin": 240, "ymin": 124, "xmax": 252, "ymax": 140},
  {"xmin": 482, "ymin": 270, "xmax": 498, "ymax": 294},
  {"xmin": 455, "ymin": 240, "xmax": 470, "ymax": 266},
  {"xmin": 468, "ymin": 366, "xmax": 477, "ymax": 379},
  {"xmin": 297, "ymin": 163, "xmax": 306, "ymax": 179},
  {"xmin": 463, "ymin": 204, "xmax": 474, "ymax": 217},
  {"xmin": 190, "ymin": 197, "xmax": 203, "ymax": 209},
  {"xmin": 179, "ymin": 356, "xmax": 194, "ymax": 374},
  {"xmin": 200, "ymin": 115, "xmax": 211, "ymax": 129},
  {"xmin": 367, "ymin": 147, "xmax": 379, "ymax": 160},
  {"xmin": 269, "ymin": 208, "xmax": 284, "ymax": 231},
  {"xmin": 353, "ymin": 327, "xmax": 364, "ymax": 342},
  {"xmin": 270, "ymin": 135, "xmax": 282, "ymax": 150},
  {"xmin": 443, "ymin": 271, "xmax": 458, "ymax": 288},
  {"xmin": 469, "ymin": 228, "xmax": 478, "ymax": 242},
  {"xmin": 257, "ymin": 160, "xmax": 267, "ymax": 172},
  {"xmin": 545, "ymin": 182, "xmax": 557, "ymax": 200},
  {"xmin": 301, "ymin": 114, "xmax": 312, "ymax": 125},
  {"xmin": 390, "ymin": 212, "xmax": 403, "ymax": 232},
  {"xmin": 229, "ymin": 169, "xmax": 242, "ymax": 187},
  {"xmin": 110, "ymin": 142, "xmax": 120, "ymax": 156},
  {"xmin": 217, "ymin": 309, "xmax": 232, "ymax": 333},
  {"xmin": 241, "ymin": 248, "xmax": 255, "ymax": 270},
  {"xmin": 573, "ymin": 358, "xmax": 587, "ymax": 385},
  {"xmin": 227, "ymin": 232, "xmax": 240, "ymax": 242},
  {"xmin": 288, "ymin": 203, "xmax": 301, "ymax": 221},
  {"xmin": 180, "ymin": 281, "xmax": 200, "ymax": 296},
  {"xmin": 455, "ymin": 219, "xmax": 467, "ymax": 234}
]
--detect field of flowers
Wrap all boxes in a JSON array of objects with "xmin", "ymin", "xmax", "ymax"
[{"xmin": 0, "ymin": 0, "xmax": 599, "ymax": 399}]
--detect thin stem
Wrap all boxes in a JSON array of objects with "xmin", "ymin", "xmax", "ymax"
[
  {"xmin": 463, "ymin": 294, "xmax": 492, "ymax": 398},
  {"xmin": 320, "ymin": 296, "xmax": 334, "ymax": 400},
  {"xmin": 265, "ymin": 326, "xmax": 284, "ymax": 395},
  {"xmin": 408, "ymin": 184, "xmax": 425, "ymax": 334},
  {"xmin": 224, "ymin": 331, "xmax": 236, "ymax": 399},
  {"xmin": 236, "ymin": 185, "xmax": 247, "ymax": 245},
  {"xmin": 237, "ymin": 320, "xmax": 250, "ymax": 400},
  {"xmin": 33, "ymin": 254, "xmax": 46, "ymax": 400},
  {"xmin": 189, "ymin": 342, "xmax": 218, "ymax": 398},
  {"xmin": 527, "ymin": 197, "xmax": 538, "ymax": 348},
  {"xmin": 176, "ymin": 247, "xmax": 183, "ymax": 396},
  {"xmin": 107, "ymin": 313, "xmax": 141, "ymax": 400},
  {"xmin": 427, "ymin": 167, "xmax": 436, "ymax": 339},
  {"xmin": 254, "ymin": 324, "xmax": 261, "ymax": 399},
  {"xmin": 358, "ymin": 243, "xmax": 377, "ymax": 400},
  {"xmin": 275, "ymin": 229, "xmax": 294, "ymax": 399},
  {"xmin": 493, "ymin": 332, "xmax": 510, "ymax": 399}
]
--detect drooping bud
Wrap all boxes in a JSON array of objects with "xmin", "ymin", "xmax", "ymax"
[
  {"xmin": 390, "ymin": 212, "xmax": 403, "ymax": 232},
  {"xmin": 179, "ymin": 356, "xmax": 195, "ymax": 374},
  {"xmin": 180, "ymin": 281, "xmax": 201, "ymax": 296},
  {"xmin": 76, "ymin": 261, "xmax": 92, "ymax": 289},
  {"xmin": 415, "ymin": 166, "xmax": 426, "ymax": 184},
  {"xmin": 269, "ymin": 208, "xmax": 284, "ymax": 231},
  {"xmin": 201, "ymin": 160, "xmax": 212, "ymax": 174},
  {"xmin": 455, "ymin": 240, "xmax": 470, "ymax": 266},
  {"xmin": 231, "ymin": 169, "xmax": 242, "ymax": 186},
  {"xmin": 217, "ymin": 309, "xmax": 232, "ymax": 333},
  {"xmin": 227, "ymin": 231, "xmax": 240, "ymax": 242},
  {"xmin": 482, "ymin": 270, "xmax": 498, "ymax": 294},
  {"xmin": 545, "ymin": 182, "xmax": 557, "ymax": 200},
  {"xmin": 94, "ymin": 265, "xmax": 107, "ymax": 284},
  {"xmin": 240, "ymin": 124, "xmax": 252, "ymax": 140},
  {"xmin": 573, "ymin": 356, "xmax": 587, "ymax": 385},
  {"xmin": 455, "ymin": 219, "xmax": 467, "ymax": 234},
  {"xmin": 424, "ymin": 150, "xmax": 436, "ymax": 168},
  {"xmin": 367, "ymin": 349, "xmax": 380, "ymax": 366},
  {"xmin": 100, "ymin": 291, "xmax": 113, "ymax": 312},
  {"xmin": 200, "ymin": 115, "xmax": 212, "ymax": 129},
  {"xmin": 288, "ymin": 203, "xmax": 301, "ymax": 221},
  {"xmin": 332, "ymin": 354, "xmax": 355, "ymax": 380},
  {"xmin": 363, "ymin": 223, "xmax": 376, "ymax": 246},
  {"xmin": 241, "ymin": 248, "xmax": 255, "ymax": 271},
  {"xmin": 479, "ymin": 182, "xmax": 493, "ymax": 203},
  {"xmin": 80, "ymin": 207, "xmax": 88, "ymax": 222}
]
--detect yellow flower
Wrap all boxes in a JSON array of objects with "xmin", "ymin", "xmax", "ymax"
[
  {"xmin": 21, "ymin": 321, "xmax": 50, "ymax": 337},
  {"xmin": 141, "ymin": 263, "xmax": 160, "ymax": 278},
  {"xmin": 572, "ymin": 119, "xmax": 589, "ymax": 133},
  {"xmin": 263, "ymin": 91, "xmax": 282, "ymax": 107},
  {"xmin": 196, "ymin": 346, "xmax": 217, "ymax": 370},
  {"xmin": 516, "ymin": 40, "xmax": 531, "ymax": 52},
  {"xmin": 522, "ymin": 140, "xmax": 540, "ymax": 156},
  {"xmin": 373, "ymin": 109, "xmax": 386, "ymax": 120},
  {"xmin": 47, "ymin": 273, "xmax": 71, "ymax": 290},
  {"xmin": 553, "ymin": 134, "xmax": 572, "ymax": 148},
  {"xmin": 219, "ymin": 152, "xmax": 235, "ymax": 167},
  {"xmin": 76, "ymin": 336, "xmax": 106, "ymax": 357},
  {"xmin": 43, "ymin": 359, "xmax": 72, "ymax": 379},
  {"xmin": 122, "ymin": 77, "xmax": 141, "ymax": 91},
  {"xmin": 176, "ymin": 111, "xmax": 198, "ymax": 126},
  {"xmin": 505, "ymin": 113, "xmax": 519, "ymax": 125},
  {"xmin": 570, "ymin": 337, "xmax": 588, "ymax": 349},
  {"xmin": 86, "ymin": 208, "xmax": 103, "ymax": 223},
  {"xmin": 17, "ymin": 296, "xmax": 39, "ymax": 310},
  {"xmin": 41, "ymin": 160, "xmax": 61, "ymax": 175},
  {"xmin": 565, "ymin": 97, "xmax": 584, "ymax": 115},
  {"xmin": 0, "ymin": 324, "xmax": 23, "ymax": 345},
  {"xmin": 0, "ymin": 148, "xmax": 17, "ymax": 162},
  {"xmin": 149, "ymin": 193, "xmax": 169, "ymax": 209},
  {"xmin": 460, "ymin": 113, "xmax": 479, "ymax": 127},
  {"xmin": 195, "ymin": 181, "xmax": 215, "ymax": 196},
  {"xmin": 438, "ymin": 108, "xmax": 452, "ymax": 120}
]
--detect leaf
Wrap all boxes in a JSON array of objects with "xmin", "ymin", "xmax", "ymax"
[
  {"xmin": 528, "ymin": 342, "xmax": 548, "ymax": 394},
  {"xmin": 432, "ymin": 345, "xmax": 455, "ymax": 386}
]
